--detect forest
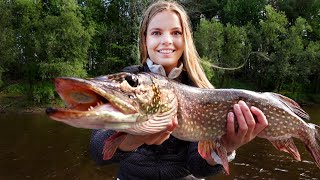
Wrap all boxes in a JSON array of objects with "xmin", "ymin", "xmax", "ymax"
[{"xmin": 0, "ymin": 0, "xmax": 320, "ymax": 105}]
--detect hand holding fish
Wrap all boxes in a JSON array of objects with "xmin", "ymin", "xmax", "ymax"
[
  {"xmin": 204, "ymin": 101, "xmax": 268, "ymax": 166},
  {"xmin": 221, "ymin": 101, "xmax": 268, "ymax": 153}
]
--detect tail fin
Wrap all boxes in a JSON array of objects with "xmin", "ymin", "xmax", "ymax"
[{"xmin": 306, "ymin": 123, "xmax": 320, "ymax": 168}]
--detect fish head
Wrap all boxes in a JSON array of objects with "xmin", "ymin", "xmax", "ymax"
[{"xmin": 46, "ymin": 72, "xmax": 178, "ymax": 135}]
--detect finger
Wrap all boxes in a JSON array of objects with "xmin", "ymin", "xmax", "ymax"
[
  {"xmin": 145, "ymin": 128, "xmax": 172, "ymax": 145},
  {"xmin": 167, "ymin": 116, "xmax": 178, "ymax": 132},
  {"xmin": 250, "ymin": 106, "xmax": 268, "ymax": 134},
  {"xmin": 151, "ymin": 132, "xmax": 171, "ymax": 145},
  {"xmin": 143, "ymin": 132, "xmax": 163, "ymax": 145},
  {"xmin": 238, "ymin": 101, "xmax": 256, "ymax": 135},
  {"xmin": 226, "ymin": 112, "xmax": 235, "ymax": 136},
  {"xmin": 233, "ymin": 103, "xmax": 248, "ymax": 138},
  {"xmin": 173, "ymin": 116, "xmax": 178, "ymax": 127},
  {"xmin": 144, "ymin": 136, "xmax": 157, "ymax": 145}
]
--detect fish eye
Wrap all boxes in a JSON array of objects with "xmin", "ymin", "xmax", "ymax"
[{"xmin": 125, "ymin": 75, "xmax": 139, "ymax": 87}]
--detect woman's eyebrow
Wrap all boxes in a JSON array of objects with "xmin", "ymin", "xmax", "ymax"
[
  {"xmin": 171, "ymin": 27, "xmax": 182, "ymax": 30},
  {"xmin": 148, "ymin": 27, "xmax": 182, "ymax": 31},
  {"xmin": 148, "ymin": 28, "xmax": 162, "ymax": 32}
]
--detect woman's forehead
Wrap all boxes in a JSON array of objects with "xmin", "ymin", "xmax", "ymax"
[{"xmin": 147, "ymin": 10, "xmax": 182, "ymax": 30}]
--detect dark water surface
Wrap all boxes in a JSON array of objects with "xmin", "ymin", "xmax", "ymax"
[{"xmin": 1, "ymin": 105, "xmax": 320, "ymax": 179}]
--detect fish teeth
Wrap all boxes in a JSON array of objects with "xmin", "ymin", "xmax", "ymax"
[
  {"xmin": 88, "ymin": 102, "xmax": 104, "ymax": 111},
  {"xmin": 88, "ymin": 106, "xmax": 94, "ymax": 111},
  {"xmin": 96, "ymin": 101, "xmax": 103, "ymax": 106}
]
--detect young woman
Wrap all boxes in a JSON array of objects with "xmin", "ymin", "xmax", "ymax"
[{"xmin": 90, "ymin": 1, "xmax": 268, "ymax": 179}]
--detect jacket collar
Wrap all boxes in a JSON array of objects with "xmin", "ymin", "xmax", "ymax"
[{"xmin": 146, "ymin": 58, "xmax": 183, "ymax": 79}]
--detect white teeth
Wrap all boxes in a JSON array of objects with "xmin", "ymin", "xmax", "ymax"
[
  {"xmin": 159, "ymin": 50, "xmax": 174, "ymax": 54},
  {"xmin": 87, "ymin": 102, "xmax": 104, "ymax": 111},
  {"xmin": 88, "ymin": 106, "xmax": 94, "ymax": 111}
]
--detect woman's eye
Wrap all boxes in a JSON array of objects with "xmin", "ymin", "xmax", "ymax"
[
  {"xmin": 151, "ymin": 31, "xmax": 160, "ymax": 36},
  {"xmin": 173, "ymin": 31, "xmax": 182, "ymax": 36}
]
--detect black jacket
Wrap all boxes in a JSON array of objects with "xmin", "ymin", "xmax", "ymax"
[{"xmin": 90, "ymin": 64, "xmax": 223, "ymax": 179}]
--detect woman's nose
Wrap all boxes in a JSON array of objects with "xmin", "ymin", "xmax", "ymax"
[{"xmin": 161, "ymin": 33, "xmax": 173, "ymax": 45}]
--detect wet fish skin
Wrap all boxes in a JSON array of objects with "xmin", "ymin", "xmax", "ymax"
[
  {"xmin": 168, "ymin": 84, "xmax": 319, "ymax": 174},
  {"xmin": 46, "ymin": 72, "xmax": 320, "ymax": 175}
]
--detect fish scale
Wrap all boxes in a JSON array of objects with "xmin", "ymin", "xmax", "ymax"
[{"xmin": 46, "ymin": 72, "xmax": 320, "ymax": 175}]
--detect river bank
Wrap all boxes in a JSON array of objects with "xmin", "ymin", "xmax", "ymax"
[{"xmin": 0, "ymin": 93, "xmax": 57, "ymax": 114}]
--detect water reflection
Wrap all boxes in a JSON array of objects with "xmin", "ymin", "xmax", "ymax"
[
  {"xmin": 0, "ymin": 113, "xmax": 118, "ymax": 179},
  {"xmin": 0, "ymin": 105, "xmax": 319, "ymax": 179}
]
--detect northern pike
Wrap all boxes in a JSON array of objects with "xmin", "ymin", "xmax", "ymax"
[{"xmin": 46, "ymin": 72, "xmax": 320, "ymax": 175}]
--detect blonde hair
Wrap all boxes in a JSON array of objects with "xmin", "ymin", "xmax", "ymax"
[{"xmin": 138, "ymin": 0, "xmax": 214, "ymax": 88}]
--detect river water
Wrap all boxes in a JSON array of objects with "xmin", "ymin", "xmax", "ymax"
[{"xmin": 0, "ymin": 105, "xmax": 319, "ymax": 179}]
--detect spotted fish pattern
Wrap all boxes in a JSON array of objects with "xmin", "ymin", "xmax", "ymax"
[
  {"xmin": 46, "ymin": 72, "xmax": 320, "ymax": 175},
  {"xmin": 171, "ymin": 87, "xmax": 320, "ymax": 174}
]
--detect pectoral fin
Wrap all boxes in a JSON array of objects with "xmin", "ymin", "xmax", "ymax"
[
  {"xmin": 198, "ymin": 140, "xmax": 215, "ymax": 159},
  {"xmin": 198, "ymin": 140, "xmax": 230, "ymax": 175},
  {"xmin": 103, "ymin": 132, "xmax": 127, "ymax": 160}
]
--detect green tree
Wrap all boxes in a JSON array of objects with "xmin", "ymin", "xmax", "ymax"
[
  {"xmin": 0, "ymin": 1, "xmax": 17, "ymax": 87},
  {"xmin": 258, "ymin": 5, "xmax": 289, "ymax": 91},
  {"xmin": 282, "ymin": 17, "xmax": 312, "ymax": 94},
  {"xmin": 86, "ymin": 0, "xmax": 149, "ymax": 76},
  {"xmin": 195, "ymin": 18, "xmax": 224, "ymax": 64},
  {"xmin": 1, "ymin": 0, "xmax": 319, "ymax": 104},
  {"xmin": 10, "ymin": 0, "xmax": 42, "ymax": 87},
  {"xmin": 37, "ymin": 0, "xmax": 93, "ymax": 80},
  {"xmin": 306, "ymin": 41, "xmax": 320, "ymax": 94},
  {"xmin": 180, "ymin": 0, "xmax": 221, "ymax": 29},
  {"xmin": 0, "ymin": 0, "xmax": 94, "ymax": 102},
  {"xmin": 194, "ymin": 18, "xmax": 249, "ymax": 87},
  {"xmin": 221, "ymin": 0, "xmax": 267, "ymax": 26},
  {"xmin": 269, "ymin": 0, "xmax": 320, "ymax": 40}
]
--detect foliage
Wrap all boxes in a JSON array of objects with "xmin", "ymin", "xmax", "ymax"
[
  {"xmin": 32, "ymin": 82, "xmax": 56, "ymax": 104},
  {"xmin": 2, "ymin": 83, "xmax": 27, "ymax": 95},
  {"xmin": 193, "ymin": 2, "xmax": 320, "ymax": 102},
  {"xmin": 221, "ymin": 0, "xmax": 268, "ymax": 26},
  {"xmin": 0, "ymin": 0, "xmax": 320, "ymax": 104},
  {"xmin": 0, "ymin": 0, "xmax": 93, "ymax": 101},
  {"xmin": 195, "ymin": 18, "xmax": 250, "ymax": 87},
  {"xmin": 195, "ymin": 18, "xmax": 224, "ymax": 64},
  {"xmin": 86, "ymin": 0, "xmax": 149, "ymax": 76},
  {"xmin": 200, "ymin": 57, "xmax": 215, "ymax": 84},
  {"xmin": 2, "ymin": 82, "xmax": 55, "ymax": 104}
]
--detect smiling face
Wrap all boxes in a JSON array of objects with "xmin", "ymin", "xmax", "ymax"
[{"xmin": 146, "ymin": 10, "xmax": 185, "ymax": 74}]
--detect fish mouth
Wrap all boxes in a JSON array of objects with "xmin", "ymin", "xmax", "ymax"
[{"xmin": 46, "ymin": 77, "xmax": 141, "ymax": 129}]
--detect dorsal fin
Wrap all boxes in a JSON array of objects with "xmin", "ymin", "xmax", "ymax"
[{"xmin": 271, "ymin": 93, "xmax": 310, "ymax": 120}]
